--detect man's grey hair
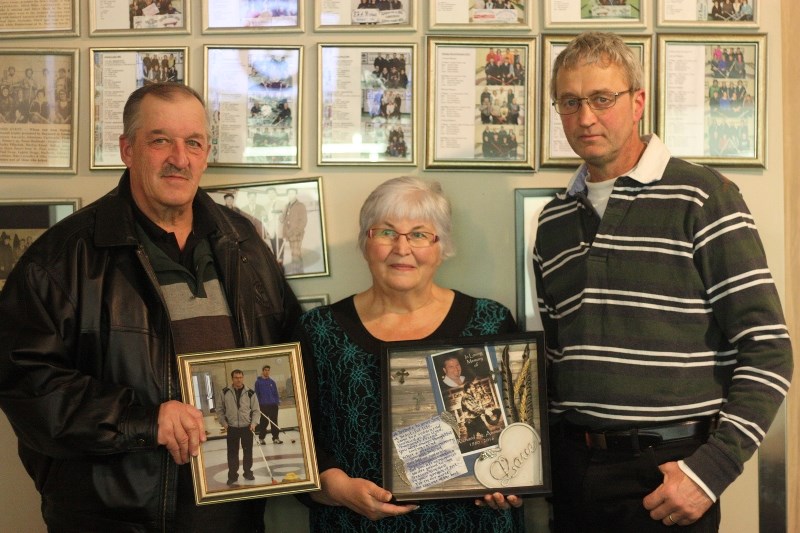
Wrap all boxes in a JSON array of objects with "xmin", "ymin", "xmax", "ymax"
[
  {"xmin": 550, "ymin": 32, "xmax": 644, "ymax": 100},
  {"xmin": 122, "ymin": 82, "xmax": 209, "ymax": 141}
]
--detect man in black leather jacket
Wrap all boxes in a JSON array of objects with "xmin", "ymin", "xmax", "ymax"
[{"xmin": 0, "ymin": 83, "xmax": 302, "ymax": 532}]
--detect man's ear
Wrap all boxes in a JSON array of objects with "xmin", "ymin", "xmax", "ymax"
[{"xmin": 119, "ymin": 135, "xmax": 133, "ymax": 167}]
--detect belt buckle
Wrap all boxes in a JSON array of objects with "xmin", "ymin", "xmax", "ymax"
[{"xmin": 585, "ymin": 432, "xmax": 607, "ymax": 449}]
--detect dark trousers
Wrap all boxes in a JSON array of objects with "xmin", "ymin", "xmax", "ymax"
[
  {"xmin": 256, "ymin": 403, "xmax": 280, "ymax": 441},
  {"xmin": 226, "ymin": 425, "xmax": 253, "ymax": 480},
  {"xmin": 550, "ymin": 426, "xmax": 721, "ymax": 533}
]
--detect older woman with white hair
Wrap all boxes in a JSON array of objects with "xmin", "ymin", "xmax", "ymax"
[{"xmin": 296, "ymin": 176, "xmax": 522, "ymax": 532}]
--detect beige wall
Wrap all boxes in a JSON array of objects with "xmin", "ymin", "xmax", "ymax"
[
  {"xmin": 0, "ymin": 1, "xmax": 791, "ymax": 531},
  {"xmin": 781, "ymin": 1, "xmax": 799, "ymax": 532}
]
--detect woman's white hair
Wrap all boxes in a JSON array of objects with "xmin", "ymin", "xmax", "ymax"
[{"xmin": 358, "ymin": 176, "xmax": 455, "ymax": 259}]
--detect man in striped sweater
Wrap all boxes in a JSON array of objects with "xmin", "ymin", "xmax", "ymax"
[{"xmin": 534, "ymin": 32, "xmax": 792, "ymax": 532}]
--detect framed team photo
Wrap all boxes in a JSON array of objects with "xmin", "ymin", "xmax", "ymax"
[
  {"xmin": 205, "ymin": 177, "xmax": 329, "ymax": 279},
  {"xmin": 381, "ymin": 332, "xmax": 550, "ymax": 501},
  {"xmin": 315, "ymin": 0, "xmax": 415, "ymax": 31},
  {"xmin": 428, "ymin": 0, "xmax": 533, "ymax": 32},
  {"xmin": 318, "ymin": 43, "xmax": 416, "ymax": 165},
  {"xmin": 90, "ymin": 0, "xmax": 189, "ymax": 35},
  {"xmin": 90, "ymin": 47, "xmax": 189, "ymax": 169},
  {"xmin": 205, "ymin": 45, "xmax": 302, "ymax": 168},
  {"xmin": 657, "ymin": 33, "xmax": 766, "ymax": 167},
  {"xmin": 202, "ymin": 0, "xmax": 303, "ymax": 33},
  {"xmin": 0, "ymin": 49, "xmax": 78, "ymax": 174},
  {"xmin": 0, "ymin": 0, "xmax": 78, "ymax": 37},
  {"xmin": 544, "ymin": 0, "xmax": 646, "ymax": 29},
  {"xmin": 177, "ymin": 344, "xmax": 320, "ymax": 505},
  {"xmin": 425, "ymin": 36, "xmax": 535, "ymax": 170},
  {"xmin": 0, "ymin": 198, "xmax": 80, "ymax": 290},
  {"xmin": 657, "ymin": 0, "xmax": 757, "ymax": 28}
]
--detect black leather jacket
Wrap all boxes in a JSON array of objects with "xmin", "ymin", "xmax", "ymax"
[{"xmin": 0, "ymin": 173, "xmax": 301, "ymax": 531}]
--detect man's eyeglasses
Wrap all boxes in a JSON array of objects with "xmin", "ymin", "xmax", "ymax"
[
  {"xmin": 367, "ymin": 228, "xmax": 440, "ymax": 248},
  {"xmin": 552, "ymin": 89, "xmax": 634, "ymax": 115}
]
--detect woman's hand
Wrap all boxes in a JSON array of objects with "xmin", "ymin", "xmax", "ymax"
[
  {"xmin": 311, "ymin": 468, "xmax": 419, "ymax": 521},
  {"xmin": 474, "ymin": 492, "xmax": 523, "ymax": 510}
]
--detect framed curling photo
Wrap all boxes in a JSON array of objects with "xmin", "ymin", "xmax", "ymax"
[
  {"xmin": 314, "ymin": 0, "xmax": 415, "ymax": 31},
  {"xmin": 543, "ymin": 0, "xmax": 646, "ymax": 29},
  {"xmin": 89, "ymin": 0, "xmax": 189, "ymax": 36},
  {"xmin": 380, "ymin": 332, "xmax": 550, "ymax": 501},
  {"xmin": 0, "ymin": 0, "xmax": 78, "ymax": 37},
  {"xmin": 657, "ymin": 0, "xmax": 758, "ymax": 29},
  {"xmin": 428, "ymin": 0, "xmax": 533, "ymax": 32},
  {"xmin": 202, "ymin": 0, "xmax": 303, "ymax": 33},
  {"xmin": 177, "ymin": 344, "xmax": 320, "ymax": 504}
]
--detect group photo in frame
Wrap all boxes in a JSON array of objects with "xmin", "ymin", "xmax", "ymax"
[
  {"xmin": 515, "ymin": 189, "xmax": 561, "ymax": 332},
  {"xmin": 318, "ymin": 44, "xmax": 416, "ymax": 165},
  {"xmin": 540, "ymin": 34, "xmax": 652, "ymax": 167},
  {"xmin": 0, "ymin": 199, "xmax": 80, "ymax": 289},
  {"xmin": 177, "ymin": 344, "xmax": 320, "ymax": 505},
  {"xmin": 205, "ymin": 177, "xmax": 329, "ymax": 278},
  {"xmin": 0, "ymin": 0, "xmax": 78, "ymax": 37},
  {"xmin": 315, "ymin": 0, "xmax": 414, "ymax": 31},
  {"xmin": 381, "ymin": 332, "xmax": 550, "ymax": 501},
  {"xmin": 428, "ymin": 0, "xmax": 532, "ymax": 31},
  {"xmin": 0, "ymin": 49, "xmax": 78, "ymax": 174},
  {"xmin": 202, "ymin": 0, "xmax": 302, "ymax": 33},
  {"xmin": 657, "ymin": 34, "xmax": 766, "ymax": 167},
  {"xmin": 657, "ymin": 0, "xmax": 757, "ymax": 28},
  {"xmin": 544, "ymin": 0, "xmax": 646, "ymax": 29},
  {"xmin": 205, "ymin": 45, "xmax": 302, "ymax": 168},
  {"xmin": 90, "ymin": 47, "xmax": 188, "ymax": 169},
  {"xmin": 425, "ymin": 36, "xmax": 535, "ymax": 170},
  {"xmin": 90, "ymin": 0, "xmax": 189, "ymax": 35}
]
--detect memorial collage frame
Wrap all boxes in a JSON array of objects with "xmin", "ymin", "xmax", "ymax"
[{"xmin": 0, "ymin": 0, "xmax": 770, "ymax": 507}]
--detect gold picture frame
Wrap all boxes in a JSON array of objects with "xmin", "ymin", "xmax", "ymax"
[
  {"xmin": 177, "ymin": 344, "xmax": 320, "ymax": 505},
  {"xmin": 657, "ymin": 33, "xmax": 766, "ymax": 167},
  {"xmin": 425, "ymin": 36, "xmax": 535, "ymax": 170}
]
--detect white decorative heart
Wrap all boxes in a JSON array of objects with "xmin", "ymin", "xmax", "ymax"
[{"xmin": 473, "ymin": 423, "xmax": 542, "ymax": 489}]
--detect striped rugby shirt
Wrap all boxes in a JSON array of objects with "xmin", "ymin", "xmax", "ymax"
[{"xmin": 533, "ymin": 134, "xmax": 792, "ymax": 499}]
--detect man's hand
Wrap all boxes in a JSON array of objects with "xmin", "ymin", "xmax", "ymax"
[
  {"xmin": 475, "ymin": 492, "xmax": 523, "ymax": 510},
  {"xmin": 157, "ymin": 400, "xmax": 206, "ymax": 465},
  {"xmin": 642, "ymin": 461, "xmax": 713, "ymax": 526}
]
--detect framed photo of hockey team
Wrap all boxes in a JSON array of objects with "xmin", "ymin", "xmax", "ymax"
[
  {"xmin": 515, "ymin": 189, "xmax": 562, "ymax": 332},
  {"xmin": 428, "ymin": 1, "xmax": 533, "ymax": 32},
  {"xmin": 202, "ymin": 0, "xmax": 303, "ymax": 33},
  {"xmin": 315, "ymin": 0, "xmax": 415, "ymax": 31},
  {"xmin": 0, "ymin": 49, "xmax": 78, "ymax": 174},
  {"xmin": 544, "ymin": 0, "xmax": 646, "ymax": 29},
  {"xmin": 0, "ymin": 198, "xmax": 80, "ymax": 290},
  {"xmin": 381, "ymin": 332, "xmax": 550, "ymax": 501},
  {"xmin": 540, "ymin": 34, "xmax": 652, "ymax": 167},
  {"xmin": 425, "ymin": 36, "xmax": 535, "ymax": 170},
  {"xmin": 657, "ymin": 0, "xmax": 758, "ymax": 29},
  {"xmin": 90, "ymin": 47, "xmax": 189, "ymax": 169},
  {"xmin": 0, "ymin": 0, "xmax": 78, "ymax": 37},
  {"xmin": 90, "ymin": 0, "xmax": 189, "ymax": 35},
  {"xmin": 205, "ymin": 177, "xmax": 329, "ymax": 279},
  {"xmin": 657, "ymin": 34, "xmax": 766, "ymax": 167},
  {"xmin": 205, "ymin": 45, "xmax": 302, "ymax": 168},
  {"xmin": 318, "ymin": 43, "xmax": 416, "ymax": 165},
  {"xmin": 177, "ymin": 344, "xmax": 320, "ymax": 505}
]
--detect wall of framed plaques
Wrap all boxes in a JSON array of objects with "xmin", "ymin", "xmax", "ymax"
[{"xmin": 0, "ymin": 1, "xmax": 794, "ymax": 532}]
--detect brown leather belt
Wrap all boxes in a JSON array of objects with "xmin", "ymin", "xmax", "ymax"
[{"xmin": 562, "ymin": 419, "xmax": 713, "ymax": 452}]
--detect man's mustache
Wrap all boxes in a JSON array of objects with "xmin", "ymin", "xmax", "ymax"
[{"xmin": 160, "ymin": 164, "xmax": 191, "ymax": 178}]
